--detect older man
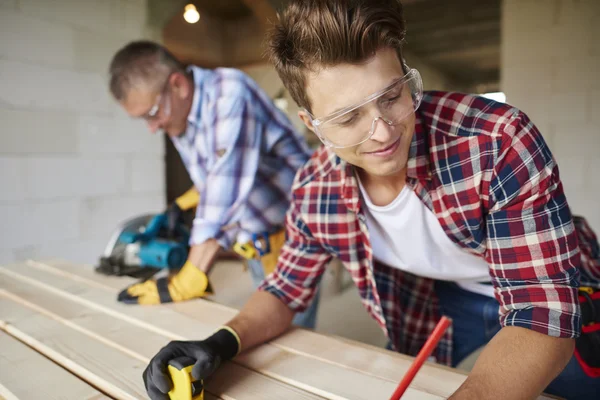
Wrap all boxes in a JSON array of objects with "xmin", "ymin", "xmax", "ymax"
[{"xmin": 106, "ymin": 41, "xmax": 320, "ymax": 329}]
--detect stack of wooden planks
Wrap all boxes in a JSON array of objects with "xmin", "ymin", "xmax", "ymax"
[{"xmin": 0, "ymin": 259, "xmax": 558, "ymax": 399}]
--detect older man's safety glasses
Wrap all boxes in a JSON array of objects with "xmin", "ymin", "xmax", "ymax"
[
  {"xmin": 306, "ymin": 68, "xmax": 423, "ymax": 149},
  {"xmin": 142, "ymin": 75, "xmax": 172, "ymax": 122}
]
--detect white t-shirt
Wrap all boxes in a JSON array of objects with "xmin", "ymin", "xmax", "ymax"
[{"xmin": 358, "ymin": 179, "xmax": 494, "ymax": 298}]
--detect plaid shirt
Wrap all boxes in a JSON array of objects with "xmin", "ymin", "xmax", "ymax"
[
  {"xmin": 259, "ymin": 90, "xmax": 599, "ymax": 366},
  {"xmin": 171, "ymin": 66, "xmax": 312, "ymax": 248}
]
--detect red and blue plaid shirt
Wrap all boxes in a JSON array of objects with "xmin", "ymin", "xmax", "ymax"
[{"xmin": 259, "ymin": 91, "xmax": 599, "ymax": 366}]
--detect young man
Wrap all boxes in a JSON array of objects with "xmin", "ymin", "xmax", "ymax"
[
  {"xmin": 141, "ymin": 1, "xmax": 600, "ymax": 399},
  {"xmin": 107, "ymin": 41, "xmax": 321, "ymax": 328}
]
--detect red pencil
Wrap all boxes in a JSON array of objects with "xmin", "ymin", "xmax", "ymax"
[{"xmin": 389, "ymin": 316, "xmax": 452, "ymax": 400}]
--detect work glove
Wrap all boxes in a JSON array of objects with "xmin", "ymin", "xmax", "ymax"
[
  {"xmin": 143, "ymin": 327, "xmax": 240, "ymax": 400},
  {"xmin": 165, "ymin": 202, "xmax": 184, "ymax": 237},
  {"xmin": 165, "ymin": 187, "xmax": 200, "ymax": 236},
  {"xmin": 117, "ymin": 260, "xmax": 213, "ymax": 305}
]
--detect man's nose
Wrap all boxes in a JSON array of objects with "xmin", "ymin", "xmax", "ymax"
[
  {"xmin": 146, "ymin": 119, "xmax": 160, "ymax": 134},
  {"xmin": 369, "ymin": 116, "xmax": 395, "ymax": 142}
]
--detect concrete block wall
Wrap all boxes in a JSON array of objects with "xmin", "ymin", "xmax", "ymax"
[
  {"xmin": 0, "ymin": 0, "xmax": 166, "ymax": 265},
  {"xmin": 501, "ymin": 0, "xmax": 600, "ymax": 234}
]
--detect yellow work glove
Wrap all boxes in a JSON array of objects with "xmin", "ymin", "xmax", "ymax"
[{"xmin": 117, "ymin": 261, "xmax": 213, "ymax": 305}]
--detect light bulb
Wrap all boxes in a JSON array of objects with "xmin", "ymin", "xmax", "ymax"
[{"xmin": 184, "ymin": 4, "xmax": 200, "ymax": 24}]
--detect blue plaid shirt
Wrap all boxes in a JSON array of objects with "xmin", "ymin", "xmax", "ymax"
[{"xmin": 171, "ymin": 66, "xmax": 312, "ymax": 248}]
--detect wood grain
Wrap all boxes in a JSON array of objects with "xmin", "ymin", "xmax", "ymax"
[
  {"xmin": 0, "ymin": 299, "xmax": 146, "ymax": 399},
  {"xmin": 0, "ymin": 331, "xmax": 110, "ymax": 400},
  {"xmin": 0, "ymin": 271, "xmax": 325, "ymax": 399},
  {"xmin": 5, "ymin": 260, "xmax": 559, "ymax": 400},
  {"xmin": 0, "ymin": 383, "xmax": 20, "ymax": 400},
  {"xmin": 0, "ymin": 261, "xmax": 441, "ymax": 399},
  {"xmin": 40, "ymin": 259, "xmax": 561, "ymax": 400},
  {"xmin": 22, "ymin": 260, "xmax": 465, "ymax": 396}
]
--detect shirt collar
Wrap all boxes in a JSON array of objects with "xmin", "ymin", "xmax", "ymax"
[
  {"xmin": 186, "ymin": 66, "xmax": 203, "ymax": 126},
  {"xmin": 406, "ymin": 111, "xmax": 433, "ymax": 180},
  {"xmin": 339, "ymin": 111, "xmax": 432, "ymax": 212},
  {"xmin": 174, "ymin": 66, "xmax": 204, "ymax": 146}
]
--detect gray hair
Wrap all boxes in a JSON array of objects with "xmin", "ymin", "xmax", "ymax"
[{"xmin": 108, "ymin": 40, "xmax": 186, "ymax": 101}]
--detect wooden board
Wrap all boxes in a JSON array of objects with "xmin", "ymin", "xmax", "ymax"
[
  {"xmin": 0, "ymin": 297, "xmax": 149, "ymax": 399},
  {"xmin": 0, "ymin": 260, "xmax": 560, "ymax": 400},
  {"xmin": 0, "ymin": 272, "xmax": 323, "ymax": 400},
  {"xmin": 44, "ymin": 259, "xmax": 561, "ymax": 400},
  {"xmin": 0, "ymin": 261, "xmax": 442, "ymax": 400},
  {"xmin": 0, "ymin": 331, "xmax": 108, "ymax": 400},
  {"xmin": 21, "ymin": 260, "xmax": 454, "ymax": 395}
]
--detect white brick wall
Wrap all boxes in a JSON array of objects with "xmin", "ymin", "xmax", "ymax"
[
  {"xmin": 0, "ymin": 0, "xmax": 17, "ymax": 10},
  {"xmin": 0, "ymin": 109, "xmax": 80, "ymax": 154},
  {"xmin": 502, "ymin": 0, "xmax": 600, "ymax": 234},
  {"xmin": 0, "ymin": 60, "xmax": 115, "ymax": 113},
  {"xmin": 79, "ymin": 194, "xmax": 164, "ymax": 240},
  {"xmin": 0, "ymin": 0, "xmax": 165, "ymax": 266},
  {"xmin": 130, "ymin": 158, "xmax": 165, "ymax": 193}
]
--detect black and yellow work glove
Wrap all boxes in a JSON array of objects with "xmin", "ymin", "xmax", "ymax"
[
  {"xmin": 165, "ymin": 187, "xmax": 200, "ymax": 236},
  {"xmin": 165, "ymin": 202, "xmax": 183, "ymax": 237},
  {"xmin": 143, "ymin": 327, "xmax": 240, "ymax": 400},
  {"xmin": 117, "ymin": 261, "xmax": 213, "ymax": 305}
]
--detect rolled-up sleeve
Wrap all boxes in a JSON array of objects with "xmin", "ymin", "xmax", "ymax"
[
  {"xmin": 486, "ymin": 111, "xmax": 581, "ymax": 338},
  {"xmin": 258, "ymin": 194, "xmax": 332, "ymax": 312}
]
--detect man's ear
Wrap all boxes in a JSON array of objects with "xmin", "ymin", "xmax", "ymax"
[
  {"xmin": 171, "ymin": 72, "xmax": 189, "ymax": 99},
  {"xmin": 298, "ymin": 110, "xmax": 316, "ymax": 133}
]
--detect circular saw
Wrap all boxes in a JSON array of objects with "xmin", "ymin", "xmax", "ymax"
[{"xmin": 96, "ymin": 212, "xmax": 190, "ymax": 280}]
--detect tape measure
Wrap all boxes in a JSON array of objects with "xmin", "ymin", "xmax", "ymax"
[{"xmin": 167, "ymin": 357, "xmax": 204, "ymax": 400}]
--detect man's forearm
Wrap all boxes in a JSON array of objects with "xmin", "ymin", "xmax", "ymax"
[
  {"xmin": 450, "ymin": 326, "xmax": 574, "ymax": 400},
  {"xmin": 187, "ymin": 239, "xmax": 221, "ymax": 274},
  {"xmin": 226, "ymin": 291, "xmax": 295, "ymax": 352}
]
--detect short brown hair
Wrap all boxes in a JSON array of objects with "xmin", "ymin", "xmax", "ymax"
[
  {"xmin": 108, "ymin": 40, "xmax": 186, "ymax": 101},
  {"xmin": 267, "ymin": 0, "xmax": 407, "ymax": 111}
]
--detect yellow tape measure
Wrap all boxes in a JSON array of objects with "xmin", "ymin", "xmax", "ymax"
[{"xmin": 167, "ymin": 357, "xmax": 204, "ymax": 400}]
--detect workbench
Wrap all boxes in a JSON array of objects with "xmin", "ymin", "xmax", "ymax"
[{"xmin": 0, "ymin": 259, "xmax": 558, "ymax": 399}]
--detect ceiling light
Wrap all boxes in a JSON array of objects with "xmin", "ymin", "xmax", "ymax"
[{"xmin": 184, "ymin": 4, "xmax": 200, "ymax": 24}]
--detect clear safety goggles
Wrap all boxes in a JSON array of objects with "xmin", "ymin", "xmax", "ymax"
[
  {"xmin": 142, "ymin": 75, "xmax": 172, "ymax": 122},
  {"xmin": 306, "ymin": 68, "xmax": 423, "ymax": 148}
]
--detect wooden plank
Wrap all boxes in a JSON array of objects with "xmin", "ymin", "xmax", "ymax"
[
  {"xmin": 0, "ymin": 382, "xmax": 20, "ymax": 400},
  {"xmin": 29, "ymin": 260, "xmax": 468, "ymax": 396},
  {"xmin": 0, "ymin": 273, "xmax": 323, "ymax": 400},
  {"xmin": 0, "ymin": 275, "xmax": 168, "ymax": 363},
  {"xmin": 0, "ymin": 261, "xmax": 441, "ymax": 400},
  {"xmin": 0, "ymin": 331, "xmax": 108, "ymax": 400},
  {"xmin": 0, "ymin": 298, "xmax": 147, "ymax": 399},
  {"xmin": 210, "ymin": 363, "xmax": 323, "ymax": 400},
  {"xmin": 45, "ymin": 260, "xmax": 558, "ymax": 400}
]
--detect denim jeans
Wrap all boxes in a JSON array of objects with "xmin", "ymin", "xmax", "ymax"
[
  {"xmin": 435, "ymin": 280, "xmax": 600, "ymax": 400},
  {"xmin": 246, "ymin": 258, "xmax": 320, "ymax": 330}
]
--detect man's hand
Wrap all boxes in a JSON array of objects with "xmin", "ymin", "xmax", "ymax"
[
  {"xmin": 143, "ymin": 328, "xmax": 239, "ymax": 400},
  {"xmin": 449, "ymin": 326, "xmax": 575, "ymax": 400},
  {"xmin": 166, "ymin": 186, "xmax": 200, "ymax": 235},
  {"xmin": 143, "ymin": 291, "xmax": 295, "ymax": 398},
  {"xmin": 118, "ymin": 240, "xmax": 222, "ymax": 305},
  {"xmin": 118, "ymin": 260, "xmax": 212, "ymax": 305},
  {"xmin": 165, "ymin": 202, "xmax": 183, "ymax": 236}
]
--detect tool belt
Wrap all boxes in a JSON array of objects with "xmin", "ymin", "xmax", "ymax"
[
  {"xmin": 232, "ymin": 229, "xmax": 286, "ymax": 276},
  {"xmin": 575, "ymin": 286, "xmax": 600, "ymax": 377}
]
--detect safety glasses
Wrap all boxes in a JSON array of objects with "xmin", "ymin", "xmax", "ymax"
[
  {"xmin": 142, "ymin": 75, "xmax": 172, "ymax": 122},
  {"xmin": 306, "ymin": 68, "xmax": 423, "ymax": 148}
]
